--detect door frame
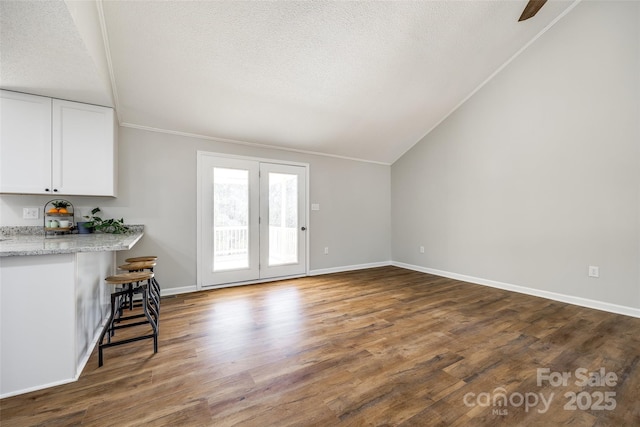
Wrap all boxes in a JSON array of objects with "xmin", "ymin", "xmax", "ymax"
[{"xmin": 196, "ymin": 151, "xmax": 310, "ymax": 290}]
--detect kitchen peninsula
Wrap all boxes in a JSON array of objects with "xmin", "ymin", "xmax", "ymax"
[{"xmin": 0, "ymin": 227, "xmax": 144, "ymax": 398}]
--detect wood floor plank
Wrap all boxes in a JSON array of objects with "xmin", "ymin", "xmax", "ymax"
[{"xmin": 1, "ymin": 266, "xmax": 638, "ymax": 426}]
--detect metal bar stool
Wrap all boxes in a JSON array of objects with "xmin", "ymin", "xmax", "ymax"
[
  {"xmin": 123, "ymin": 256, "xmax": 160, "ymax": 307},
  {"xmin": 118, "ymin": 260, "xmax": 161, "ymax": 314},
  {"xmin": 98, "ymin": 271, "xmax": 159, "ymax": 367}
]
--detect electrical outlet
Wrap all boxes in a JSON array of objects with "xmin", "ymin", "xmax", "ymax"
[
  {"xmin": 420, "ymin": 246, "xmax": 425, "ymax": 253},
  {"xmin": 588, "ymin": 266, "xmax": 599, "ymax": 278},
  {"xmin": 324, "ymin": 247, "xmax": 329, "ymax": 255},
  {"xmin": 23, "ymin": 208, "xmax": 39, "ymax": 219}
]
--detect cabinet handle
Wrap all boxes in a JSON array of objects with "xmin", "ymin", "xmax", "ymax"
[
  {"xmin": 53, "ymin": 189, "xmax": 58, "ymax": 192},
  {"xmin": 45, "ymin": 188, "xmax": 50, "ymax": 192}
]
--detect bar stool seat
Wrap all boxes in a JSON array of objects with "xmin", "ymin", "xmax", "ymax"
[
  {"xmin": 98, "ymin": 271, "xmax": 158, "ymax": 366},
  {"xmin": 125, "ymin": 256, "xmax": 158, "ymax": 263},
  {"xmin": 118, "ymin": 261, "xmax": 161, "ymax": 314},
  {"xmin": 119, "ymin": 261, "xmax": 157, "ymax": 271}
]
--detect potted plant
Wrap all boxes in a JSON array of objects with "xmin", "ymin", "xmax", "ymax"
[
  {"xmin": 76, "ymin": 220, "xmax": 94, "ymax": 234},
  {"xmin": 82, "ymin": 207, "xmax": 129, "ymax": 234}
]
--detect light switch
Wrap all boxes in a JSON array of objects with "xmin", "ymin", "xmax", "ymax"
[{"xmin": 311, "ymin": 203, "xmax": 320, "ymax": 211}]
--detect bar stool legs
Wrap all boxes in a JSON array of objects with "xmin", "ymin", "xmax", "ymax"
[{"xmin": 98, "ymin": 272, "xmax": 158, "ymax": 367}]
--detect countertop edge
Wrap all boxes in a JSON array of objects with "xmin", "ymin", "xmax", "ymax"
[{"xmin": 0, "ymin": 229, "xmax": 144, "ymax": 257}]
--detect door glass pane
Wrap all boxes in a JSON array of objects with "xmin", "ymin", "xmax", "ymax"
[
  {"xmin": 268, "ymin": 172, "xmax": 298, "ymax": 266},
  {"xmin": 213, "ymin": 168, "xmax": 249, "ymax": 271}
]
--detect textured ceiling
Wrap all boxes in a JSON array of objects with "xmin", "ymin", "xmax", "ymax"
[
  {"xmin": 0, "ymin": 1, "xmax": 577, "ymax": 164},
  {"xmin": 0, "ymin": 0, "xmax": 112, "ymax": 106}
]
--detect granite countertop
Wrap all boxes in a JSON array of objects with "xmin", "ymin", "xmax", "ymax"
[{"xmin": 0, "ymin": 226, "xmax": 144, "ymax": 257}]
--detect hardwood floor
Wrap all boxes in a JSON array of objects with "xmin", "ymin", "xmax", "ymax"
[{"xmin": 1, "ymin": 266, "xmax": 639, "ymax": 426}]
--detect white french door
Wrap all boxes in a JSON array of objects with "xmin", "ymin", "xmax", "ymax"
[
  {"xmin": 259, "ymin": 162, "xmax": 307, "ymax": 280},
  {"xmin": 197, "ymin": 153, "xmax": 307, "ymax": 288}
]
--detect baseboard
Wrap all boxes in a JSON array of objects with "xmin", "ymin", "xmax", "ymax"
[
  {"xmin": 309, "ymin": 261, "xmax": 391, "ymax": 276},
  {"xmin": 392, "ymin": 261, "xmax": 640, "ymax": 319},
  {"xmin": 161, "ymin": 261, "xmax": 391, "ymax": 297},
  {"xmin": 0, "ymin": 377, "xmax": 77, "ymax": 399},
  {"xmin": 160, "ymin": 285, "xmax": 198, "ymax": 296},
  {"xmin": 137, "ymin": 262, "xmax": 639, "ymax": 318},
  {"xmin": 158, "ymin": 264, "xmax": 394, "ymax": 295}
]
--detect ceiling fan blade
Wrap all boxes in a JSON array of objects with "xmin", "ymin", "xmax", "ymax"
[{"xmin": 518, "ymin": 0, "xmax": 548, "ymax": 21}]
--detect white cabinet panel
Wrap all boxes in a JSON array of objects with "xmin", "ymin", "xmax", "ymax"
[
  {"xmin": 0, "ymin": 91, "xmax": 52, "ymax": 194},
  {"xmin": 53, "ymin": 100, "xmax": 115, "ymax": 196}
]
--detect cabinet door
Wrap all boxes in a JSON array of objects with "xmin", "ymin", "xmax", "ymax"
[
  {"xmin": 52, "ymin": 100, "xmax": 115, "ymax": 196},
  {"xmin": 0, "ymin": 90, "xmax": 52, "ymax": 194}
]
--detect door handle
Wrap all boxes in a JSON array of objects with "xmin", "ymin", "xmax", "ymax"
[{"xmin": 301, "ymin": 226, "xmax": 307, "ymax": 231}]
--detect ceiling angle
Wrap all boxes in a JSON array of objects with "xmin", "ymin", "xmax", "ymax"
[{"xmin": 518, "ymin": 0, "xmax": 548, "ymax": 21}]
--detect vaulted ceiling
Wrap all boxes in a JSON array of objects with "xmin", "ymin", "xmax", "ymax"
[{"xmin": 0, "ymin": 0, "xmax": 577, "ymax": 164}]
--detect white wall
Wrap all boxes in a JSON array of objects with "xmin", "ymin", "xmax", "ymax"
[
  {"xmin": 392, "ymin": 1, "xmax": 640, "ymax": 313},
  {"xmin": 1, "ymin": 126, "xmax": 391, "ymax": 291}
]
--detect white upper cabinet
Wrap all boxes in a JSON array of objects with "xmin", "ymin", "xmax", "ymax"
[
  {"xmin": 0, "ymin": 90, "xmax": 116, "ymax": 196},
  {"xmin": 0, "ymin": 91, "xmax": 53, "ymax": 194},
  {"xmin": 52, "ymin": 99, "xmax": 115, "ymax": 196}
]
